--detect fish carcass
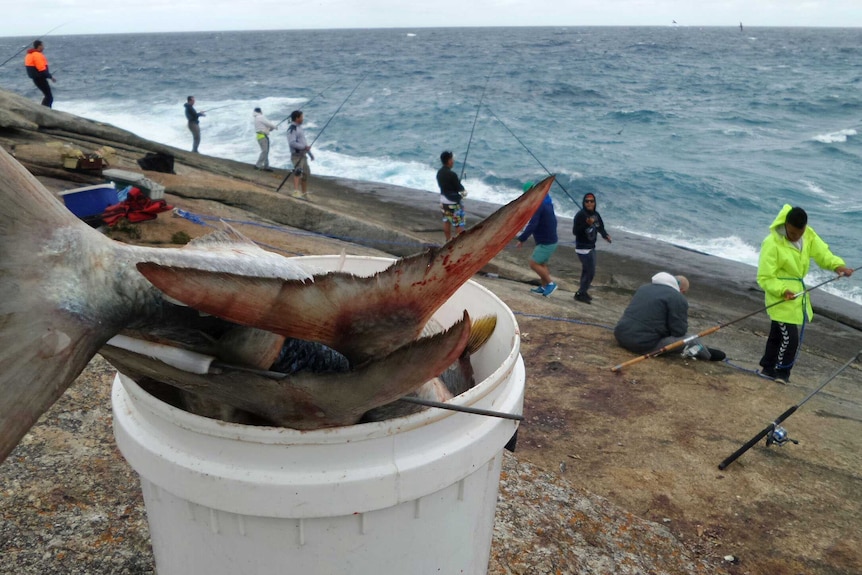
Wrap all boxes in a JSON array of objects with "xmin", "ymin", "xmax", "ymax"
[{"xmin": 0, "ymin": 144, "xmax": 552, "ymax": 463}]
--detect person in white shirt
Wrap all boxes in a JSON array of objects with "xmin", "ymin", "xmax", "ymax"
[{"xmin": 253, "ymin": 107, "xmax": 277, "ymax": 171}]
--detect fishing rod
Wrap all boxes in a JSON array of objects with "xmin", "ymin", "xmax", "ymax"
[
  {"xmin": 276, "ymin": 79, "xmax": 341, "ymax": 127},
  {"xmin": 610, "ymin": 267, "xmax": 860, "ymax": 373},
  {"xmin": 0, "ymin": 22, "xmax": 71, "ymax": 69},
  {"xmin": 398, "ymin": 396, "xmax": 523, "ymax": 421},
  {"xmin": 717, "ymin": 348, "xmax": 862, "ymax": 470},
  {"xmin": 483, "ymin": 105, "xmax": 578, "ymax": 204},
  {"xmin": 460, "ymin": 68, "xmax": 496, "ymax": 181},
  {"xmin": 276, "ymin": 71, "xmax": 369, "ymax": 193}
]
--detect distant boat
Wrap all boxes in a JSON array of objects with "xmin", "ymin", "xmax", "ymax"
[{"xmin": 740, "ymin": 22, "xmax": 744, "ymax": 32}]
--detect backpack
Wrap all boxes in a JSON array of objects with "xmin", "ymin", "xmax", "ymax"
[{"xmin": 137, "ymin": 152, "xmax": 175, "ymax": 174}]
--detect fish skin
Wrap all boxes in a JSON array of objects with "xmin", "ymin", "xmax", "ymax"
[
  {"xmin": 0, "ymin": 147, "xmax": 312, "ymax": 463},
  {"xmin": 101, "ymin": 312, "xmax": 472, "ymax": 429},
  {"xmin": 136, "ymin": 176, "xmax": 554, "ymax": 364}
]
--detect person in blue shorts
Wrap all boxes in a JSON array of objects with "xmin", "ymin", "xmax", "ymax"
[{"xmin": 516, "ymin": 182, "xmax": 558, "ymax": 297}]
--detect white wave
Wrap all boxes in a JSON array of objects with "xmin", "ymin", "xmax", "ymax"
[
  {"xmin": 800, "ymin": 179, "xmax": 838, "ymax": 201},
  {"xmin": 811, "ymin": 128, "xmax": 856, "ymax": 144},
  {"xmin": 614, "ymin": 226, "xmax": 761, "ymax": 267}
]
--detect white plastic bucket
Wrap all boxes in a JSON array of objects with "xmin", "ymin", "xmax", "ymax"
[{"xmin": 112, "ymin": 255, "xmax": 524, "ymax": 574}]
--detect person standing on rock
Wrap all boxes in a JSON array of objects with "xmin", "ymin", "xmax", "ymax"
[
  {"xmin": 516, "ymin": 182, "xmax": 558, "ymax": 297},
  {"xmin": 252, "ymin": 107, "xmax": 277, "ymax": 171},
  {"xmin": 756, "ymin": 205, "xmax": 853, "ymax": 384},
  {"xmin": 184, "ymin": 96, "xmax": 205, "ymax": 153},
  {"xmin": 287, "ymin": 110, "xmax": 314, "ymax": 198},
  {"xmin": 572, "ymin": 192, "xmax": 611, "ymax": 304},
  {"xmin": 436, "ymin": 150, "xmax": 467, "ymax": 241},
  {"xmin": 24, "ymin": 40, "xmax": 56, "ymax": 108}
]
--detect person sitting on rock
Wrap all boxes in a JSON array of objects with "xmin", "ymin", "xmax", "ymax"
[{"xmin": 614, "ymin": 272, "xmax": 725, "ymax": 361}]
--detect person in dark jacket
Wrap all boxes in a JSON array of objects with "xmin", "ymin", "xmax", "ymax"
[
  {"xmin": 572, "ymin": 192, "xmax": 611, "ymax": 303},
  {"xmin": 516, "ymin": 183, "xmax": 558, "ymax": 297},
  {"xmin": 436, "ymin": 150, "xmax": 466, "ymax": 241},
  {"xmin": 614, "ymin": 272, "xmax": 724, "ymax": 361},
  {"xmin": 184, "ymin": 96, "xmax": 205, "ymax": 153},
  {"xmin": 23, "ymin": 40, "xmax": 55, "ymax": 108}
]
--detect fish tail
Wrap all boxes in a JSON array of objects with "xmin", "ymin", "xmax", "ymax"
[
  {"xmin": 135, "ymin": 176, "xmax": 554, "ymax": 364},
  {"xmin": 466, "ymin": 315, "xmax": 497, "ymax": 356}
]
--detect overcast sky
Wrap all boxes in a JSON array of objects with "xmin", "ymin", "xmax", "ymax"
[{"xmin": 1, "ymin": 0, "xmax": 861, "ymax": 37}]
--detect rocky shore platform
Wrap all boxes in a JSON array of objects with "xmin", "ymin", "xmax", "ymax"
[{"xmin": 2, "ymin": 88, "xmax": 861, "ymax": 575}]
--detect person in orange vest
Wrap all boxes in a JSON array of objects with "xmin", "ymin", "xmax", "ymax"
[{"xmin": 24, "ymin": 40, "xmax": 55, "ymax": 108}]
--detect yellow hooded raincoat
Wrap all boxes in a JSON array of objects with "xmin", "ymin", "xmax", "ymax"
[{"xmin": 757, "ymin": 204, "xmax": 845, "ymax": 325}]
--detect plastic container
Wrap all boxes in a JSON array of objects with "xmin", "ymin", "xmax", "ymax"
[
  {"xmin": 103, "ymin": 168, "xmax": 165, "ymax": 199},
  {"xmin": 57, "ymin": 182, "xmax": 117, "ymax": 218},
  {"xmin": 112, "ymin": 255, "xmax": 524, "ymax": 575}
]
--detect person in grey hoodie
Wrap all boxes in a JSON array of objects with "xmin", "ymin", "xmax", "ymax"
[
  {"xmin": 613, "ymin": 272, "xmax": 724, "ymax": 361},
  {"xmin": 572, "ymin": 192, "xmax": 611, "ymax": 304}
]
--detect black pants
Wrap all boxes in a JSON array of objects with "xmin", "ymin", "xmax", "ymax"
[
  {"xmin": 759, "ymin": 321, "xmax": 799, "ymax": 379},
  {"xmin": 33, "ymin": 77, "xmax": 53, "ymax": 108},
  {"xmin": 576, "ymin": 249, "xmax": 596, "ymax": 295}
]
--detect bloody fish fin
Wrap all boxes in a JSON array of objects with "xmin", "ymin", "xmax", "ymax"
[{"xmin": 136, "ymin": 177, "xmax": 553, "ymax": 364}]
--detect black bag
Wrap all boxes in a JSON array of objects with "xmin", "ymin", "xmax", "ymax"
[{"xmin": 137, "ymin": 152, "xmax": 175, "ymax": 174}]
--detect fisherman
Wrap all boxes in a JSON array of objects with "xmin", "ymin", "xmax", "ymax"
[
  {"xmin": 184, "ymin": 96, "xmax": 205, "ymax": 153},
  {"xmin": 287, "ymin": 110, "xmax": 314, "ymax": 198},
  {"xmin": 23, "ymin": 40, "xmax": 55, "ymax": 108},
  {"xmin": 516, "ymin": 182, "xmax": 558, "ymax": 297},
  {"xmin": 252, "ymin": 107, "xmax": 277, "ymax": 171},
  {"xmin": 756, "ymin": 205, "xmax": 853, "ymax": 383},
  {"xmin": 614, "ymin": 272, "xmax": 725, "ymax": 361},
  {"xmin": 572, "ymin": 192, "xmax": 611, "ymax": 304},
  {"xmin": 436, "ymin": 150, "xmax": 467, "ymax": 241}
]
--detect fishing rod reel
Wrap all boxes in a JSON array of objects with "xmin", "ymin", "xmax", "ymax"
[{"xmin": 765, "ymin": 425, "xmax": 798, "ymax": 448}]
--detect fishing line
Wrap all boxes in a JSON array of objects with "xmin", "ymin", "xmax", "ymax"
[
  {"xmin": 610, "ymin": 266, "xmax": 860, "ymax": 372},
  {"xmin": 276, "ymin": 79, "xmax": 341, "ymax": 127},
  {"xmin": 199, "ymin": 104, "xmax": 238, "ymax": 114},
  {"xmin": 483, "ymin": 105, "xmax": 578, "ymax": 204},
  {"xmin": 276, "ymin": 71, "xmax": 369, "ymax": 193},
  {"xmin": 0, "ymin": 21, "xmax": 71, "ymax": 69},
  {"xmin": 460, "ymin": 67, "xmax": 496, "ymax": 181},
  {"xmin": 717, "ymin": 348, "xmax": 862, "ymax": 470}
]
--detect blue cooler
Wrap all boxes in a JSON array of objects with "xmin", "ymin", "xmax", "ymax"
[{"xmin": 58, "ymin": 183, "xmax": 119, "ymax": 219}]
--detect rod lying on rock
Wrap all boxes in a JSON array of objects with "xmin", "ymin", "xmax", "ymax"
[{"xmin": 0, "ymin": 144, "xmax": 553, "ymax": 463}]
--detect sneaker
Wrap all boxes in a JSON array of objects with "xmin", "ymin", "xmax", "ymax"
[
  {"xmin": 542, "ymin": 282, "xmax": 558, "ymax": 297},
  {"xmin": 757, "ymin": 368, "xmax": 787, "ymax": 384},
  {"xmin": 573, "ymin": 292, "xmax": 591, "ymax": 304},
  {"xmin": 706, "ymin": 347, "xmax": 726, "ymax": 361},
  {"xmin": 530, "ymin": 286, "xmax": 545, "ymax": 294}
]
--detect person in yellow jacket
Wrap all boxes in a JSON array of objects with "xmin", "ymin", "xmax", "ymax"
[
  {"xmin": 23, "ymin": 40, "xmax": 55, "ymax": 108},
  {"xmin": 757, "ymin": 205, "xmax": 853, "ymax": 383}
]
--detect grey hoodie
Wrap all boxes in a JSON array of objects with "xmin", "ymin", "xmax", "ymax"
[{"xmin": 613, "ymin": 272, "xmax": 689, "ymax": 353}]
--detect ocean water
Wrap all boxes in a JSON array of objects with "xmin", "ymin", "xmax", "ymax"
[{"xmin": 1, "ymin": 26, "xmax": 860, "ymax": 305}]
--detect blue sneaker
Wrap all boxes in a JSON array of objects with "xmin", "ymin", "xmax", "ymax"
[
  {"xmin": 530, "ymin": 286, "xmax": 545, "ymax": 294},
  {"xmin": 542, "ymin": 282, "xmax": 557, "ymax": 297}
]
